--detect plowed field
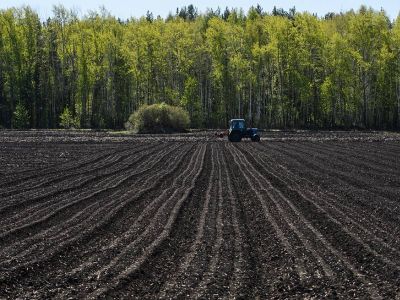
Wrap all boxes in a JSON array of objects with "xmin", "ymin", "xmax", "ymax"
[{"xmin": 1, "ymin": 130, "xmax": 400, "ymax": 299}]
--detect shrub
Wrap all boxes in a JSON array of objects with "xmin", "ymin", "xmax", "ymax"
[
  {"xmin": 127, "ymin": 103, "xmax": 190, "ymax": 133},
  {"xmin": 12, "ymin": 103, "xmax": 30, "ymax": 129},
  {"xmin": 60, "ymin": 106, "xmax": 80, "ymax": 129}
]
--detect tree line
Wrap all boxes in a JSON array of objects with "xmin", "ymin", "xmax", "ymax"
[{"xmin": 1, "ymin": 5, "xmax": 400, "ymax": 129}]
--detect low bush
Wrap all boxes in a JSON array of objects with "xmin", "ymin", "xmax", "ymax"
[{"xmin": 126, "ymin": 103, "xmax": 190, "ymax": 133}]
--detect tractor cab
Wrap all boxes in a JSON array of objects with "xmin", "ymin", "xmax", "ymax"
[{"xmin": 230, "ymin": 119, "xmax": 246, "ymax": 132}]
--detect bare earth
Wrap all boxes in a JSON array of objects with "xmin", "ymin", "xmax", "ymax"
[{"xmin": 0, "ymin": 130, "xmax": 400, "ymax": 299}]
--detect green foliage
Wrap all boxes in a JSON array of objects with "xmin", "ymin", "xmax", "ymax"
[
  {"xmin": 12, "ymin": 103, "xmax": 30, "ymax": 129},
  {"xmin": 181, "ymin": 77, "xmax": 203, "ymax": 127},
  {"xmin": 127, "ymin": 103, "xmax": 190, "ymax": 133},
  {"xmin": 59, "ymin": 106, "xmax": 80, "ymax": 129},
  {"xmin": 0, "ymin": 5, "xmax": 399, "ymax": 130}
]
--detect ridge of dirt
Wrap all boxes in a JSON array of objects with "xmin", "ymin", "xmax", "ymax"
[{"xmin": 0, "ymin": 130, "xmax": 399, "ymax": 299}]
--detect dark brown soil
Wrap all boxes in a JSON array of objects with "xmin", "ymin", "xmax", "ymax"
[{"xmin": 0, "ymin": 130, "xmax": 400, "ymax": 299}]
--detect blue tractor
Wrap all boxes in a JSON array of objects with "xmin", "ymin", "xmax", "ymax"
[{"xmin": 228, "ymin": 119, "xmax": 260, "ymax": 142}]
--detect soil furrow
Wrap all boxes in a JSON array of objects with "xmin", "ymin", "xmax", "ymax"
[
  {"xmin": 266, "ymin": 142, "xmax": 400, "ymax": 214},
  {"xmin": 248, "ymin": 143, "xmax": 400, "ymax": 257},
  {"xmin": 239, "ymin": 143, "xmax": 398, "ymax": 298},
  {"xmin": 262, "ymin": 142, "xmax": 400, "ymax": 227},
  {"xmin": 89, "ymin": 144, "xmax": 207, "ymax": 299},
  {"xmin": 230, "ymin": 145, "xmax": 334, "ymax": 279},
  {"xmin": 226, "ymin": 143, "xmax": 308, "ymax": 296},
  {"xmin": 64, "ymin": 143, "xmax": 213, "ymax": 300},
  {"xmin": 282, "ymin": 141, "xmax": 400, "ymax": 180},
  {"xmin": 220, "ymin": 144, "xmax": 247, "ymax": 299},
  {"xmin": 0, "ymin": 143, "xmax": 175, "ymax": 247},
  {"xmin": 158, "ymin": 144, "xmax": 218, "ymax": 299},
  {"xmin": 0, "ymin": 143, "xmax": 169, "ymax": 231},
  {"xmin": 0, "ymin": 143, "xmax": 152, "ymax": 197},
  {"xmin": 278, "ymin": 142, "xmax": 400, "ymax": 196},
  {"xmin": 1, "ymin": 130, "xmax": 399, "ymax": 299},
  {"xmin": 0, "ymin": 145, "xmax": 122, "ymax": 188},
  {"xmin": 0, "ymin": 142, "xmax": 168, "ymax": 218},
  {"xmin": 307, "ymin": 141, "xmax": 400, "ymax": 170},
  {"xmin": 0, "ymin": 144, "xmax": 195, "ymax": 297},
  {"xmin": 1, "ymin": 144, "xmax": 189, "ymax": 270},
  {"xmin": 191, "ymin": 145, "xmax": 236, "ymax": 299},
  {"xmin": 72, "ymin": 144, "xmax": 204, "ymax": 282}
]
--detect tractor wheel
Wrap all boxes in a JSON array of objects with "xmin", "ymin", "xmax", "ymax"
[
  {"xmin": 229, "ymin": 132, "xmax": 242, "ymax": 142},
  {"xmin": 251, "ymin": 135, "xmax": 260, "ymax": 142}
]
